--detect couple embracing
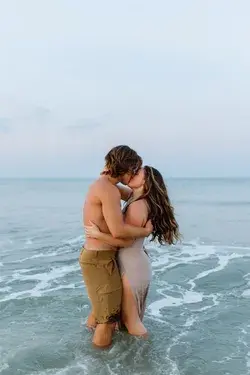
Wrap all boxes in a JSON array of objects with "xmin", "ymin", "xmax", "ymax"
[{"xmin": 79, "ymin": 145, "xmax": 180, "ymax": 348}]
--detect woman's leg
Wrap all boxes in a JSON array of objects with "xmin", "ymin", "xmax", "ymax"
[{"xmin": 121, "ymin": 274, "xmax": 148, "ymax": 336}]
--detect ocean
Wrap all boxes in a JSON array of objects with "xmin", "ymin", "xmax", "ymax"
[{"xmin": 0, "ymin": 178, "xmax": 250, "ymax": 375}]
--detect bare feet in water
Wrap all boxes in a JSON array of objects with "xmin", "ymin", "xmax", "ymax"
[{"xmin": 124, "ymin": 319, "xmax": 148, "ymax": 338}]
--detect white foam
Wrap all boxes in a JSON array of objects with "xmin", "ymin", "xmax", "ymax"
[
  {"xmin": 13, "ymin": 264, "xmax": 78, "ymax": 282},
  {"xmin": 31, "ymin": 356, "xmax": 181, "ymax": 375},
  {"xmin": 64, "ymin": 235, "xmax": 84, "ymax": 245},
  {"xmin": 192, "ymin": 253, "xmax": 243, "ymax": 283},
  {"xmin": 149, "ymin": 242, "xmax": 242, "ymax": 317},
  {"xmin": 0, "ymin": 282, "xmax": 77, "ymax": 302},
  {"xmin": 0, "ymin": 363, "xmax": 9, "ymax": 372},
  {"xmin": 212, "ymin": 356, "xmax": 233, "ymax": 364},
  {"xmin": 13, "ymin": 267, "xmax": 42, "ymax": 275},
  {"xmin": 246, "ymin": 352, "xmax": 250, "ymax": 368},
  {"xmin": 151, "ymin": 253, "xmax": 169, "ymax": 267},
  {"xmin": 0, "ymin": 262, "xmax": 3, "ymax": 267},
  {"xmin": 0, "ymin": 286, "xmax": 11, "ymax": 293},
  {"xmin": 242, "ymin": 289, "xmax": 250, "ymax": 297},
  {"xmin": 243, "ymin": 273, "xmax": 250, "ymax": 297},
  {"xmin": 184, "ymin": 252, "xmax": 247, "ymax": 307},
  {"xmin": 0, "ymin": 345, "xmax": 9, "ymax": 373},
  {"xmin": 106, "ymin": 364, "xmax": 118, "ymax": 375},
  {"xmin": 44, "ymin": 283, "xmax": 76, "ymax": 294},
  {"xmin": 148, "ymin": 289, "xmax": 203, "ymax": 316},
  {"xmin": 0, "ymin": 263, "xmax": 79, "ymax": 302},
  {"xmin": 30, "ymin": 364, "xmax": 88, "ymax": 375},
  {"xmin": 180, "ymin": 243, "xmax": 217, "ymax": 257},
  {"xmin": 146, "ymin": 314, "xmax": 171, "ymax": 326},
  {"xmin": 152, "ymin": 244, "xmax": 219, "ymax": 275},
  {"xmin": 197, "ymin": 294, "xmax": 219, "ymax": 312},
  {"xmin": 184, "ymin": 316, "xmax": 197, "ymax": 327},
  {"xmin": 0, "ymin": 275, "xmax": 7, "ymax": 283},
  {"xmin": 11, "ymin": 248, "xmax": 74, "ymax": 264}
]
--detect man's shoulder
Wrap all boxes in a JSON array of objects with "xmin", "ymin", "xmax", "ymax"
[{"xmin": 89, "ymin": 177, "xmax": 121, "ymax": 196}]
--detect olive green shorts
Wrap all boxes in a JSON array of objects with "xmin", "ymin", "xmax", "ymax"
[{"xmin": 79, "ymin": 248, "xmax": 122, "ymax": 324}]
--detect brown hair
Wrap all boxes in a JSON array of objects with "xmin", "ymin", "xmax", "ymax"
[
  {"xmin": 141, "ymin": 166, "xmax": 180, "ymax": 245},
  {"xmin": 102, "ymin": 145, "xmax": 142, "ymax": 178}
]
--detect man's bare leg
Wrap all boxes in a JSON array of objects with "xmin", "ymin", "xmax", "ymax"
[
  {"xmin": 92, "ymin": 323, "xmax": 115, "ymax": 348},
  {"xmin": 86, "ymin": 311, "xmax": 97, "ymax": 330}
]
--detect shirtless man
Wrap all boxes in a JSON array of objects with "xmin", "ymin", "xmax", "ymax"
[{"xmin": 79, "ymin": 145, "xmax": 152, "ymax": 348}]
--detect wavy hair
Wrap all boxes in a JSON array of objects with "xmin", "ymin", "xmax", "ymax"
[
  {"xmin": 141, "ymin": 166, "xmax": 180, "ymax": 245},
  {"xmin": 101, "ymin": 145, "xmax": 142, "ymax": 178}
]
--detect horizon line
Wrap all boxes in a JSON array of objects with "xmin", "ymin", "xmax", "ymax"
[{"xmin": 0, "ymin": 176, "xmax": 250, "ymax": 180}]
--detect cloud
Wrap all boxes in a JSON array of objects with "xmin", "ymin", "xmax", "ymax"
[{"xmin": 65, "ymin": 118, "xmax": 103, "ymax": 133}]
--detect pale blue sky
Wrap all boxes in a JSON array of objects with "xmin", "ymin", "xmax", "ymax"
[{"xmin": 0, "ymin": 0, "xmax": 250, "ymax": 177}]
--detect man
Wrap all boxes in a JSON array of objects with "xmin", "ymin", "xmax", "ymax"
[{"xmin": 79, "ymin": 145, "xmax": 152, "ymax": 348}]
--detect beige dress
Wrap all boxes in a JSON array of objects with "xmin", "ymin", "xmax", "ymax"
[{"xmin": 118, "ymin": 201, "xmax": 152, "ymax": 320}]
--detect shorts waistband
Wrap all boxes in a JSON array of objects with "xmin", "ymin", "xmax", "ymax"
[{"xmin": 80, "ymin": 247, "xmax": 117, "ymax": 260}]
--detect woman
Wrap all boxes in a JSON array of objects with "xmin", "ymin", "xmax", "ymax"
[{"xmin": 85, "ymin": 166, "xmax": 180, "ymax": 336}]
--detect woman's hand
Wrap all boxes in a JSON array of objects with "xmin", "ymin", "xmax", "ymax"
[{"xmin": 85, "ymin": 221, "xmax": 101, "ymax": 239}]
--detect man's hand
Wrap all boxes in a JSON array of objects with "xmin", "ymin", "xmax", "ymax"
[
  {"xmin": 145, "ymin": 220, "xmax": 153, "ymax": 236},
  {"xmin": 85, "ymin": 221, "xmax": 101, "ymax": 239}
]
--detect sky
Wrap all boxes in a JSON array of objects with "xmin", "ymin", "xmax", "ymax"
[{"xmin": 0, "ymin": 0, "xmax": 250, "ymax": 178}]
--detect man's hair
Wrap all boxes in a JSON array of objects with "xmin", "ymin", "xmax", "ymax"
[{"xmin": 102, "ymin": 145, "xmax": 142, "ymax": 178}]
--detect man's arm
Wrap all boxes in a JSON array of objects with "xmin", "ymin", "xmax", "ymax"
[
  {"xmin": 85, "ymin": 201, "xmax": 148, "ymax": 247},
  {"xmin": 116, "ymin": 184, "xmax": 132, "ymax": 202},
  {"xmin": 100, "ymin": 183, "xmax": 151, "ymax": 239},
  {"xmin": 90, "ymin": 231, "xmax": 134, "ymax": 248}
]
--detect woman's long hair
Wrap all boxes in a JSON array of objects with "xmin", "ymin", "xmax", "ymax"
[{"xmin": 141, "ymin": 166, "xmax": 180, "ymax": 245}]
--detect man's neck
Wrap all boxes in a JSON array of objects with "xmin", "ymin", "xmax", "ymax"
[{"xmin": 100, "ymin": 174, "xmax": 120, "ymax": 185}]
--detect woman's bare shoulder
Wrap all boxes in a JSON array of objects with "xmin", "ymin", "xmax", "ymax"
[
  {"xmin": 125, "ymin": 199, "xmax": 148, "ymax": 224},
  {"xmin": 133, "ymin": 198, "xmax": 147, "ymax": 207}
]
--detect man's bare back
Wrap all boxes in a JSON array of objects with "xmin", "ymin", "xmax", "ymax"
[{"xmin": 84, "ymin": 177, "xmax": 120, "ymax": 251}]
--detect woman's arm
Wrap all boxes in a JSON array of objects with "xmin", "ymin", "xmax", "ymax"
[{"xmin": 117, "ymin": 184, "xmax": 132, "ymax": 202}]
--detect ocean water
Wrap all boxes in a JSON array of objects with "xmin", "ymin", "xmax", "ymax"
[{"xmin": 1, "ymin": 178, "xmax": 250, "ymax": 375}]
